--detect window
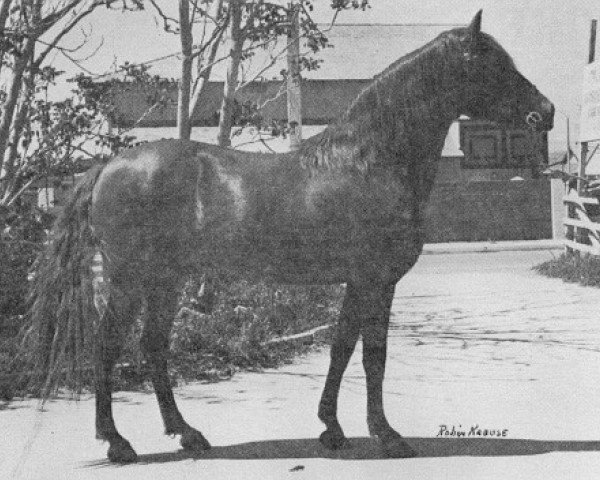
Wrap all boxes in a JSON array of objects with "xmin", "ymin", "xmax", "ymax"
[
  {"xmin": 467, "ymin": 130, "xmax": 501, "ymax": 167},
  {"xmin": 506, "ymin": 130, "xmax": 537, "ymax": 167},
  {"xmin": 460, "ymin": 120, "xmax": 547, "ymax": 169}
]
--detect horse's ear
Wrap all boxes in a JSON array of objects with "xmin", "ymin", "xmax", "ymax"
[
  {"xmin": 468, "ymin": 10, "xmax": 483, "ymax": 37},
  {"xmin": 465, "ymin": 10, "xmax": 483, "ymax": 57}
]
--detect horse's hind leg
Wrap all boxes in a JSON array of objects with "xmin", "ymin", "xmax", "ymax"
[
  {"xmin": 318, "ymin": 283, "xmax": 361, "ymax": 449},
  {"xmin": 141, "ymin": 279, "xmax": 211, "ymax": 452},
  {"xmin": 361, "ymin": 282, "xmax": 416, "ymax": 458},
  {"xmin": 95, "ymin": 283, "xmax": 142, "ymax": 463}
]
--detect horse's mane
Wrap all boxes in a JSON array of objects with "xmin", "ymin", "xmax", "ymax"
[{"xmin": 298, "ymin": 26, "xmax": 515, "ymax": 173}]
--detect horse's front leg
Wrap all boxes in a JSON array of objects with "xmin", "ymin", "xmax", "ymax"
[
  {"xmin": 361, "ymin": 282, "xmax": 417, "ymax": 458},
  {"xmin": 318, "ymin": 283, "xmax": 362, "ymax": 449}
]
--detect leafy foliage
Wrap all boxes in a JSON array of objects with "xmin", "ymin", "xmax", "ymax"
[
  {"xmin": 329, "ymin": 0, "xmax": 370, "ymax": 10},
  {"xmin": 115, "ymin": 279, "xmax": 344, "ymax": 388},
  {"xmin": 0, "ymin": 207, "xmax": 49, "ymax": 401},
  {"xmin": 71, "ymin": 63, "xmax": 173, "ymax": 150},
  {"xmin": 535, "ymin": 252, "xmax": 600, "ymax": 287},
  {"xmin": 0, "ymin": 68, "xmax": 144, "ymax": 210},
  {"xmin": 0, "ymin": 208, "xmax": 46, "ymax": 319}
]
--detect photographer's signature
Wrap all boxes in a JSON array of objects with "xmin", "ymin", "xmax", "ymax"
[{"xmin": 436, "ymin": 424, "xmax": 508, "ymax": 438}]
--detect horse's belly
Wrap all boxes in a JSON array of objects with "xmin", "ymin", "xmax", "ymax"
[
  {"xmin": 187, "ymin": 228, "xmax": 344, "ymax": 284},
  {"xmin": 189, "ymin": 221, "xmax": 422, "ymax": 285}
]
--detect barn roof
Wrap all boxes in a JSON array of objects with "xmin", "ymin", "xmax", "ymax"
[{"xmin": 301, "ymin": 24, "xmax": 452, "ymax": 80}]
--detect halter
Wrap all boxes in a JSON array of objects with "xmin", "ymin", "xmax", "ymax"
[{"xmin": 526, "ymin": 111, "xmax": 543, "ymax": 129}]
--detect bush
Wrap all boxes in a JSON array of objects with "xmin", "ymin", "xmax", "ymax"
[
  {"xmin": 113, "ymin": 279, "xmax": 344, "ymax": 389},
  {"xmin": 0, "ymin": 335, "xmax": 27, "ymax": 401},
  {"xmin": 534, "ymin": 252, "xmax": 600, "ymax": 287},
  {"xmin": 0, "ymin": 209, "xmax": 46, "ymax": 320},
  {"xmin": 0, "ymin": 207, "xmax": 50, "ymax": 401}
]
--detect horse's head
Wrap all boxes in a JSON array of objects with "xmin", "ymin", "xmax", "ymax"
[{"xmin": 456, "ymin": 10, "xmax": 554, "ymax": 131}]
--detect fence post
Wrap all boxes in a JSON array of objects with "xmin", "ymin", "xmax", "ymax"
[{"xmin": 574, "ymin": 20, "xmax": 598, "ymax": 248}]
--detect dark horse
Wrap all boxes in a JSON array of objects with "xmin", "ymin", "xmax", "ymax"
[{"xmin": 27, "ymin": 11, "xmax": 553, "ymax": 462}]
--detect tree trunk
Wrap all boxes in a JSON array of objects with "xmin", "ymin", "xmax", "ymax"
[
  {"xmin": 177, "ymin": 0, "xmax": 193, "ymax": 140},
  {"xmin": 1, "ymin": 37, "xmax": 35, "ymax": 205},
  {"xmin": 216, "ymin": 0, "xmax": 243, "ymax": 148},
  {"xmin": 0, "ymin": 37, "xmax": 35, "ymax": 200},
  {"xmin": 0, "ymin": 0, "xmax": 13, "ymax": 80},
  {"xmin": 286, "ymin": 0, "xmax": 302, "ymax": 151},
  {"xmin": 189, "ymin": 0, "xmax": 225, "ymax": 119},
  {"xmin": 1, "ymin": 91, "xmax": 31, "ymax": 205},
  {"xmin": 0, "ymin": 0, "xmax": 11, "ymax": 28}
]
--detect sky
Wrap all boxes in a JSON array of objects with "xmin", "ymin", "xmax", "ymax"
[{"xmin": 45, "ymin": 0, "xmax": 600, "ymax": 152}]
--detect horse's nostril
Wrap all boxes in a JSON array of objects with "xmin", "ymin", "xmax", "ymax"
[{"xmin": 526, "ymin": 111, "xmax": 542, "ymax": 128}]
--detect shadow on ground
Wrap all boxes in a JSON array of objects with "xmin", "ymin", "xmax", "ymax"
[{"xmin": 85, "ymin": 437, "xmax": 600, "ymax": 467}]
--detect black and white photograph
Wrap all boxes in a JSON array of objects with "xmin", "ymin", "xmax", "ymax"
[{"xmin": 1, "ymin": 1, "xmax": 599, "ymax": 478}]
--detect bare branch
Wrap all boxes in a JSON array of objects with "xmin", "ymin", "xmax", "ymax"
[
  {"xmin": 70, "ymin": 143, "xmax": 97, "ymax": 158},
  {"xmin": 189, "ymin": 16, "xmax": 225, "ymax": 117},
  {"xmin": 148, "ymin": 0, "xmax": 180, "ymax": 33},
  {"xmin": 189, "ymin": 18, "xmax": 227, "ymax": 61},
  {"xmin": 127, "ymin": 100, "xmax": 166, "ymax": 132},
  {"xmin": 5, "ymin": 177, "xmax": 36, "ymax": 207},
  {"xmin": 255, "ymin": 81, "xmax": 286, "ymax": 110},
  {"xmin": 300, "ymin": 1, "xmax": 338, "ymax": 33},
  {"xmin": 189, "ymin": 0, "xmax": 199, "ymax": 25},
  {"xmin": 188, "ymin": 0, "xmax": 221, "ymax": 25},
  {"xmin": 34, "ymin": 2, "xmax": 99, "ymax": 68},
  {"xmin": 67, "ymin": 34, "xmax": 104, "ymax": 63},
  {"xmin": 195, "ymin": 0, "xmax": 207, "ymax": 47},
  {"xmin": 58, "ymin": 46, "xmax": 101, "ymax": 75},
  {"xmin": 233, "ymin": 132, "xmax": 278, "ymax": 153},
  {"xmin": 191, "ymin": 35, "xmax": 276, "ymax": 81},
  {"xmin": 38, "ymin": 0, "xmax": 87, "ymax": 35},
  {"xmin": 236, "ymin": 30, "xmax": 304, "ymax": 91}
]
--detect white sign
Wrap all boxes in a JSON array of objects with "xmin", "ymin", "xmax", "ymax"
[{"xmin": 580, "ymin": 62, "xmax": 600, "ymax": 142}]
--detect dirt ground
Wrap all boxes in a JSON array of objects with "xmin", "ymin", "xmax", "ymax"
[{"xmin": 4, "ymin": 249, "xmax": 600, "ymax": 480}]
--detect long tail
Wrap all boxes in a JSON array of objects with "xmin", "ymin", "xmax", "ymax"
[{"xmin": 22, "ymin": 163, "xmax": 106, "ymax": 397}]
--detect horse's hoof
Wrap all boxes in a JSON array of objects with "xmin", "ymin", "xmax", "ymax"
[
  {"xmin": 380, "ymin": 434, "xmax": 418, "ymax": 458},
  {"xmin": 107, "ymin": 438, "xmax": 138, "ymax": 463},
  {"xmin": 180, "ymin": 428, "xmax": 211, "ymax": 452},
  {"xmin": 319, "ymin": 429, "xmax": 349, "ymax": 450}
]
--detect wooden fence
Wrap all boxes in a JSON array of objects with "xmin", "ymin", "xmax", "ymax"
[
  {"xmin": 561, "ymin": 19, "xmax": 600, "ymax": 255},
  {"xmin": 563, "ymin": 189, "xmax": 600, "ymax": 254}
]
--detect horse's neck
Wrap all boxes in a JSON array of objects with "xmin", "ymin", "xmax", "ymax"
[
  {"xmin": 302, "ymin": 41, "xmax": 463, "ymax": 194},
  {"xmin": 327, "ymin": 46, "xmax": 462, "ymax": 205},
  {"xmin": 349, "ymin": 48, "xmax": 460, "ymax": 158}
]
